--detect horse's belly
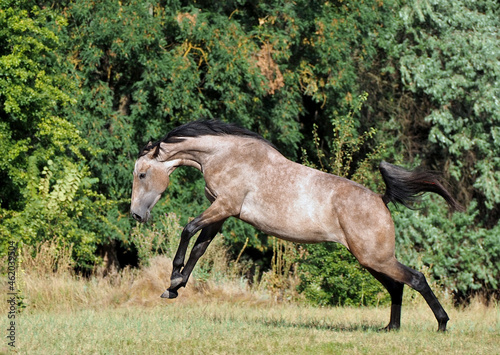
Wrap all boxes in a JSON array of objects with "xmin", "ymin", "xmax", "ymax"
[{"xmin": 239, "ymin": 202, "xmax": 347, "ymax": 246}]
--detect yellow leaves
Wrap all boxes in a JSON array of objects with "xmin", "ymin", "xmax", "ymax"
[
  {"xmin": 258, "ymin": 16, "xmax": 278, "ymax": 27},
  {"xmin": 298, "ymin": 62, "xmax": 327, "ymax": 107},
  {"xmin": 315, "ymin": 20, "xmax": 325, "ymax": 36},
  {"xmin": 302, "ymin": 37, "xmax": 316, "ymax": 48},
  {"xmin": 345, "ymin": 91, "xmax": 353, "ymax": 104},
  {"xmin": 252, "ymin": 42, "xmax": 284, "ymax": 95}
]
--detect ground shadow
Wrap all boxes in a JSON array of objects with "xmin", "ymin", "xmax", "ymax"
[{"xmin": 253, "ymin": 317, "xmax": 383, "ymax": 332}]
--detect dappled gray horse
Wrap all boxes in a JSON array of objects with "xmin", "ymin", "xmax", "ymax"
[{"xmin": 130, "ymin": 120, "xmax": 462, "ymax": 331}]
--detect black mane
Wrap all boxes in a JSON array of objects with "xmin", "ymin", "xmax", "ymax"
[{"xmin": 139, "ymin": 120, "xmax": 273, "ymax": 157}]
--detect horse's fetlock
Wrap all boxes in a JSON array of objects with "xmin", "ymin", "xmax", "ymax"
[
  {"xmin": 170, "ymin": 271, "xmax": 184, "ymax": 287},
  {"xmin": 172, "ymin": 259, "xmax": 184, "ymax": 269}
]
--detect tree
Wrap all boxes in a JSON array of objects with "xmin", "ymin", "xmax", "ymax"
[
  {"xmin": 0, "ymin": 1, "xmax": 106, "ymax": 269},
  {"xmin": 55, "ymin": 0, "xmax": 396, "ymax": 253},
  {"xmin": 389, "ymin": 0, "xmax": 500, "ymax": 220},
  {"xmin": 376, "ymin": 0, "xmax": 500, "ymax": 301}
]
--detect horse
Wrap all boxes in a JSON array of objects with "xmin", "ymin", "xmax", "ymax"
[{"xmin": 130, "ymin": 120, "xmax": 462, "ymax": 331}]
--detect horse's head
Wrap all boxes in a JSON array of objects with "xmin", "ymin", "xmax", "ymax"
[{"xmin": 130, "ymin": 146, "xmax": 174, "ymax": 223}]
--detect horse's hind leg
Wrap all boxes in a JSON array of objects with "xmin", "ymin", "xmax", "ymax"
[
  {"xmin": 366, "ymin": 268, "xmax": 404, "ymax": 330},
  {"xmin": 396, "ymin": 262, "xmax": 449, "ymax": 331},
  {"xmin": 368, "ymin": 259, "xmax": 449, "ymax": 331}
]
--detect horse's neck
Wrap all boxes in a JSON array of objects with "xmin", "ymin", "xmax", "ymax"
[{"xmin": 161, "ymin": 136, "xmax": 220, "ymax": 172}]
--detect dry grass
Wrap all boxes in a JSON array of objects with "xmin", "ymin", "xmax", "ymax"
[{"xmin": 13, "ymin": 240, "xmax": 267, "ymax": 313}]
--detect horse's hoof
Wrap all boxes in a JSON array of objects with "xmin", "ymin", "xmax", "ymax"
[
  {"xmin": 160, "ymin": 289, "xmax": 178, "ymax": 299},
  {"xmin": 437, "ymin": 323, "xmax": 448, "ymax": 332},
  {"xmin": 437, "ymin": 316, "xmax": 449, "ymax": 332},
  {"xmin": 378, "ymin": 324, "xmax": 400, "ymax": 332}
]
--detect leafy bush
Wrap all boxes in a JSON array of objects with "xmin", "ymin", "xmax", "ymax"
[
  {"xmin": 1, "ymin": 159, "xmax": 108, "ymax": 270},
  {"xmin": 0, "ymin": 2, "xmax": 108, "ymax": 269},
  {"xmin": 393, "ymin": 197, "xmax": 500, "ymax": 302},
  {"xmin": 298, "ymin": 243, "xmax": 389, "ymax": 306},
  {"xmin": 388, "ymin": 0, "xmax": 500, "ymax": 214}
]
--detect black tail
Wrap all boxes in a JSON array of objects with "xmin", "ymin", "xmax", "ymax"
[{"xmin": 379, "ymin": 161, "xmax": 463, "ymax": 211}]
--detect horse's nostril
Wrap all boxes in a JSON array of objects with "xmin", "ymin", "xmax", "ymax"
[{"xmin": 132, "ymin": 213, "xmax": 142, "ymax": 222}]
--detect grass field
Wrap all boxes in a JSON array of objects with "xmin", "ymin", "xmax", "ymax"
[
  {"xmin": 2, "ymin": 249, "xmax": 499, "ymax": 354},
  {"xmin": 10, "ymin": 299, "xmax": 500, "ymax": 354}
]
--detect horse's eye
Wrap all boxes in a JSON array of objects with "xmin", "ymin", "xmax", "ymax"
[{"xmin": 139, "ymin": 173, "xmax": 146, "ymax": 180}]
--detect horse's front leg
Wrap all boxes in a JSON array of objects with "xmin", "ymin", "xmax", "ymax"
[
  {"xmin": 161, "ymin": 201, "xmax": 232, "ymax": 299},
  {"xmin": 165, "ymin": 221, "xmax": 198, "ymax": 297},
  {"xmin": 161, "ymin": 221, "xmax": 225, "ymax": 298}
]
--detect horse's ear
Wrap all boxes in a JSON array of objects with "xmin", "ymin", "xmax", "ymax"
[{"xmin": 152, "ymin": 144, "xmax": 161, "ymax": 159}]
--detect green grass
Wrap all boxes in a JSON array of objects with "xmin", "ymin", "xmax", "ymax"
[{"xmin": 10, "ymin": 300, "xmax": 500, "ymax": 354}]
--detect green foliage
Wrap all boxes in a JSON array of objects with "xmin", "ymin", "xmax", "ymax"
[
  {"xmin": 298, "ymin": 243, "xmax": 389, "ymax": 306},
  {"xmin": 55, "ymin": 0, "xmax": 392, "ymax": 252},
  {"xmin": 1, "ymin": 159, "xmax": 107, "ymax": 269},
  {"xmin": 1, "ymin": 0, "xmax": 498, "ymax": 302},
  {"xmin": 0, "ymin": 3, "xmax": 77, "ymax": 205},
  {"xmin": 0, "ymin": 2, "xmax": 107, "ymax": 270},
  {"xmin": 302, "ymin": 92, "xmax": 385, "ymax": 190},
  {"xmin": 393, "ymin": 197, "xmax": 500, "ymax": 300},
  {"xmin": 57, "ymin": 0, "xmax": 302, "ymax": 250},
  {"xmin": 391, "ymin": 0, "xmax": 500, "ymax": 211},
  {"xmin": 377, "ymin": 0, "xmax": 500, "ymax": 301}
]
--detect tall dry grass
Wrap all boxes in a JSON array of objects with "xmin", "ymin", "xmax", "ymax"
[
  {"xmin": 15, "ymin": 234, "xmax": 271, "ymax": 313},
  {"xmin": 256, "ymin": 237, "xmax": 303, "ymax": 303}
]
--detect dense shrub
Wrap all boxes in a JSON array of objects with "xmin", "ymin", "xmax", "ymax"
[
  {"xmin": 298, "ymin": 243, "xmax": 389, "ymax": 306},
  {"xmin": 296, "ymin": 95, "xmax": 388, "ymax": 307},
  {"xmin": 0, "ymin": 2, "xmax": 108, "ymax": 268},
  {"xmin": 393, "ymin": 197, "xmax": 500, "ymax": 302}
]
